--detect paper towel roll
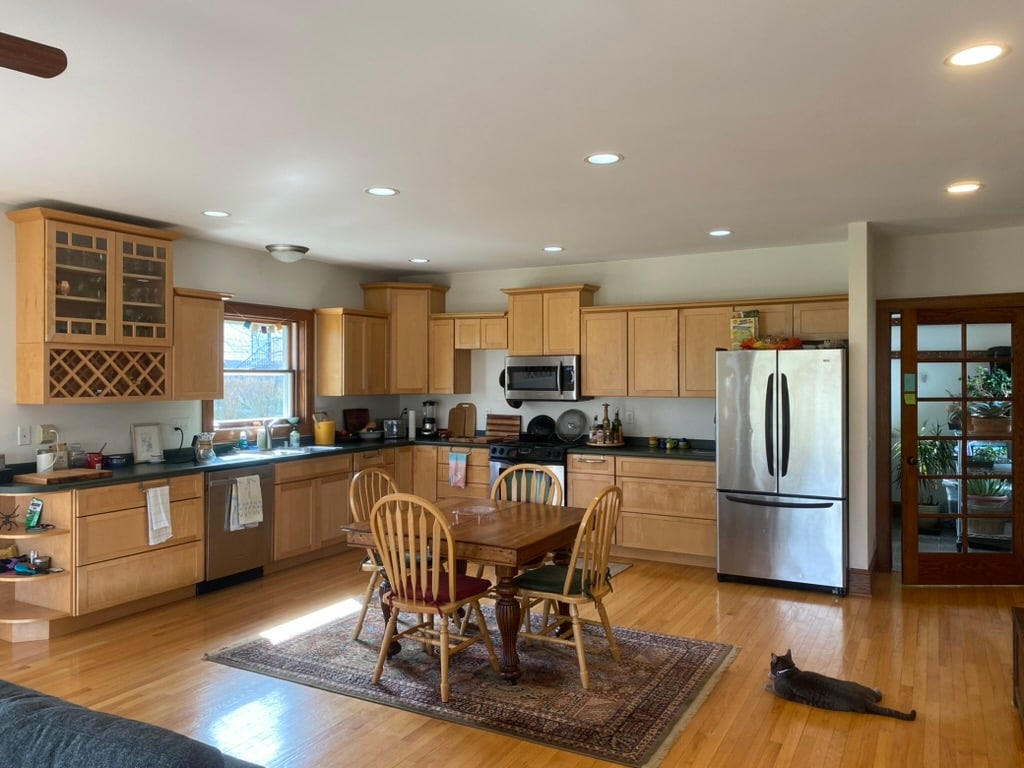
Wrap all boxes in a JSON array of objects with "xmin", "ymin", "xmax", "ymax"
[{"xmin": 407, "ymin": 409, "xmax": 416, "ymax": 439}]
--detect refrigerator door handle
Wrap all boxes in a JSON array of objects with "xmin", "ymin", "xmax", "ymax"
[
  {"xmin": 780, "ymin": 372, "xmax": 790, "ymax": 477},
  {"xmin": 724, "ymin": 494, "xmax": 833, "ymax": 510},
  {"xmin": 765, "ymin": 373, "xmax": 775, "ymax": 476}
]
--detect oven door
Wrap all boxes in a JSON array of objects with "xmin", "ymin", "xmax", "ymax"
[{"xmin": 488, "ymin": 458, "xmax": 566, "ymax": 504}]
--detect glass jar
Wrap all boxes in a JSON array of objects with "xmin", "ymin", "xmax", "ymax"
[{"xmin": 195, "ymin": 432, "xmax": 216, "ymax": 462}]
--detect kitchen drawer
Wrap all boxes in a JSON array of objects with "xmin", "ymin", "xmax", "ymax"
[
  {"xmin": 618, "ymin": 477, "xmax": 716, "ymax": 520},
  {"xmin": 616, "ymin": 456, "xmax": 714, "ymax": 483},
  {"xmin": 437, "ymin": 446, "xmax": 490, "ymax": 468},
  {"xmin": 352, "ymin": 448, "xmax": 395, "ymax": 472},
  {"xmin": 77, "ymin": 497, "xmax": 202, "ymax": 565},
  {"xmin": 274, "ymin": 453, "xmax": 352, "ymax": 483},
  {"xmin": 76, "ymin": 474, "xmax": 203, "ymax": 517},
  {"xmin": 619, "ymin": 512, "xmax": 716, "ymax": 557},
  {"xmin": 567, "ymin": 453, "xmax": 615, "ymax": 476},
  {"xmin": 76, "ymin": 541, "xmax": 203, "ymax": 614}
]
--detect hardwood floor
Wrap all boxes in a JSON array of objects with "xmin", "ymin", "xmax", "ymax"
[{"xmin": 3, "ymin": 552, "xmax": 1023, "ymax": 767}]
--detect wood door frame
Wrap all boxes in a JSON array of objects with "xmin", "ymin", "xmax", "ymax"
[{"xmin": 874, "ymin": 291, "xmax": 1024, "ymax": 577}]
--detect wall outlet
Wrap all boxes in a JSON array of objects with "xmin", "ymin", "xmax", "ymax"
[
  {"xmin": 625, "ymin": 410, "xmax": 635, "ymax": 425},
  {"xmin": 36, "ymin": 424, "xmax": 58, "ymax": 444},
  {"xmin": 16, "ymin": 426, "xmax": 31, "ymax": 446},
  {"xmin": 169, "ymin": 416, "xmax": 189, "ymax": 433}
]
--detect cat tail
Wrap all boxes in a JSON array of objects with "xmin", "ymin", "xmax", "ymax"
[{"xmin": 867, "ymin": 702, "xmax": 917, "ymax": 721}]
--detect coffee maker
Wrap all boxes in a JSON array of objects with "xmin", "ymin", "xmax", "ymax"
[{"xmin": 421, "ymin": 400, "xmax": 437, "ymax": 436}]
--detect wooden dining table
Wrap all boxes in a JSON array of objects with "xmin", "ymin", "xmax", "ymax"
[{"xmin": 342, "ymin": 496, "xmax": 586, "ymax": 682}]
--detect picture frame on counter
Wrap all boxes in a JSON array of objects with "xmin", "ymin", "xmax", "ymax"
[{"xmin": 131, "ymin": 423, "xmax": 163, "ymax": 463}]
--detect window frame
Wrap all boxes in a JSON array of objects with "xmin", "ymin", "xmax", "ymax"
[{"xmin": 202, "ymin": 300, "xmax": 315, "ymax": 444}]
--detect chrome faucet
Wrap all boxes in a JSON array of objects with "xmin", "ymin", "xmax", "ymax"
[{"xmin": 263, "ymin": 418, "xmax": 286, "ymax": 449}]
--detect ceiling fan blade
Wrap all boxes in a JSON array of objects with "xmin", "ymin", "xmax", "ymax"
[{"xmin": 0, "ymin": 31, "xmax": 67, "ymax": 78}]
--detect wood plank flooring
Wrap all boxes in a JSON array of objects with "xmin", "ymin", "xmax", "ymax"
[{"xmin": 2, "ymin": 552, "xmax": 1023, "ymax": 767}]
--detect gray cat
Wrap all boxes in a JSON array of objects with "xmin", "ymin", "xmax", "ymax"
[{"xmin": 767, "ymin": 649, "xmax": 916, "ymax": 721}]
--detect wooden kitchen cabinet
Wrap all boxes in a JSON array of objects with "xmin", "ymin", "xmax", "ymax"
[
  {"xmin": 629, "ymin": 308, "xmax": 679, "ymax": 397},
  {"xmin": 273, "ymin": 454, "xmax": 353, "ymax": 560},
  {"xmin": 679, "ymin": 305, "xmax": 733, "ymax": 397},
  {"xmin": 615, "ymin": 457, "xmax": 716, "ymax": 565},
  {"xmin": 453, "ymin": 313, "xmax": 508, "ymax": 349},
  {"xmin": 502, "ymin": 284, "xmax": 598, "ymax": 356},
  {"xmin": 172, "ymin": 288, "xmax": 231, "ymax": 400},
  {"xmin": 436, "ymin": 446, "xmax": 491, "ymax": 500},
  {"xmin": 0, "ymin": 491, "xmax": 73, "ymax": 642},
  {"xmin": 9, "ymin": 207, "xmax": 179, "ymax": 403},
  {"xmin": 566, "ymin": 452, "xmax": 617, "ymax": 508},
  {"xmin": 581, "ymin": 310, "xmax": 627, "ymax": 396},
  {"xmin": 362, "ymin": 282, "xmax": 448, "ymax": 394},
  {"xmin": 429, "ymin": 317, "xmax": 471, "ymax": 394},
  {"xmin": 315, "ymin": 307, "xmax": 389, "ymax": 396},
  {"xmin": 74, "ymin": 474, "xmax": 204, "ymax": 615},
  {"xmin": 732, "ymin": 297, "xmax": 848, "ymax": 341},
  {"xmin": 412, "ymin": 445, "xmax": 438, "ymax": 500}
]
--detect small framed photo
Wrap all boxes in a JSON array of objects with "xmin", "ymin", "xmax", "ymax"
[{"xmin": 131, "ymin": 423, "xmax": 163, "ymax": 463}]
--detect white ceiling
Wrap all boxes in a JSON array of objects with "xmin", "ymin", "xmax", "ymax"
[{"xmin": 3, "ymin": 1, "xmax": 1023, "ymax": 275}]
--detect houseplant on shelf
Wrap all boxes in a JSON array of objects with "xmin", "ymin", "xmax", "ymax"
[{"xmin": 964, "ymin": 367, "xmax": 1012, "ymax": 437}]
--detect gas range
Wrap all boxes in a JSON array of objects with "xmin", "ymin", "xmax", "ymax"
[{"xmin": 488, "ymin": 434, "xmax": 580, "ymax": 465}]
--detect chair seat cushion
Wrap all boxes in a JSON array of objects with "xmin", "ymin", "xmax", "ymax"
[
  {"xmin": 398, "ymin": 572, "xmax": 491, "ymax": 606},
  {"xmin": 513, "ymin": 564, "xmax": 583, "ymax": 595}
]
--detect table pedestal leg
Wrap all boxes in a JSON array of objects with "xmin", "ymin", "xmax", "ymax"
[{"xmin": 494, "ymin": 567, "xmax": 522, "ymax": 682}]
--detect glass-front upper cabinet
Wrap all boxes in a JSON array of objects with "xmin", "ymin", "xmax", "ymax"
[
  {"xmin": 49, "ymin": 221, "xmax": 114, "ymax": 343},
  {"xmin": 43, "ymin": 222, "xmax": 173, "ymax": 346},
  {"xmin": 118, "ymin": 234, "xmax": 171, "ymax": 345}
]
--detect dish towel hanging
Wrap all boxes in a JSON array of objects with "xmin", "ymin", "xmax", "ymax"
[
  {"xmin": 229, "ymin": 475, "xmax": 264, "ymax": 531},
  {"xmin": 146, "ymin": 485, "xmax": 173, "ymax": 545},
  {"xmin": 448, "ymin": 452, "xmax": 467, "ymax": 489}
]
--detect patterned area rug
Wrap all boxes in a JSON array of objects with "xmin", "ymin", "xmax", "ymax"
[{"xmin": 205, "ymin": 605, "xmax": 736, "ymax": 767}]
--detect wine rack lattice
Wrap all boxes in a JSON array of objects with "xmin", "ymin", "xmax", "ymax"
[{"xmin": 47, "ymin": 347, "xmax": 168, "ymax": 400}]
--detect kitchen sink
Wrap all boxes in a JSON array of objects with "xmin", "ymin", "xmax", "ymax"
[{"xmin": 217, "ymin": 446, "xmax": 341, "ymax": 461}]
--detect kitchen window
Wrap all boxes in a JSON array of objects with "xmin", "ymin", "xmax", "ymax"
[{"xmin": 202, "ymin": 301, "xmax": 314, "ymax": 442}]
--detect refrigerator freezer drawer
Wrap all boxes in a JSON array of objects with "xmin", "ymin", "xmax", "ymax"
[{"xmin": 717, "ymin": 492, "xmax": 847, "ymax": 591}]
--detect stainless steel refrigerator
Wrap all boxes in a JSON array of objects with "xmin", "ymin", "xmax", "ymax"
[{"xmin": 715, "ymin": 348, "xmax": 848, "ymax": 594}]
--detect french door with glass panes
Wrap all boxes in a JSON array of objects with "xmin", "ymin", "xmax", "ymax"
[{"xmin": 897, "ymin": 307, "xmax": 1021, "ymax": 584}]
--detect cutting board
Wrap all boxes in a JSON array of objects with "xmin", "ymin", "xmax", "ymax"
[
  {"xmin": 486, "ymin": 413, "xmax": 521, "ymax": 441},
  {"xmin": 447, "ymin": 402, "xmax": 477, "ymax": 439},
  {"xmin": 14, "ymin": 468, "xmax": 114, "ymax": 485},
  {"xmin": 342, "ymin": 408, "xmax": 370, "ymax": 433}
]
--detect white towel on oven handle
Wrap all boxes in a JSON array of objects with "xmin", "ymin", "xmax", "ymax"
[{"xmin": 146, "ymin": 485, "xmax": 173, "ymax": 545}]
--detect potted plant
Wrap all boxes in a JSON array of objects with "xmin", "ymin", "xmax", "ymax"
[
  {"xmin": 964, "ymin": 367, "xmax": 1012, "ymax": 436},
  {"xmin": 892, "ymin": 422, "xmax": 958, "ymax": 528}
]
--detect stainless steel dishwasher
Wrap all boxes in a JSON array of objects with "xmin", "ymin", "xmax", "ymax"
[{"xmin": 200, "ymin": 462, "xmax": 275, "ymax": 591}]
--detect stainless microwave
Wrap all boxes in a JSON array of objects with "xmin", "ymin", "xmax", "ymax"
[{"xmin": 503, "ymin": 355, "xmax": 588, "ymax": 401}]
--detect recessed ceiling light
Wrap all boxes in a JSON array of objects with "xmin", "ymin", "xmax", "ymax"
[
  {"xmin": 543, "ymin": 245, "xmax": 564, "ymax": 252},
  {"xmin": 408, "ymin": 258, "xmax": 429, "ymax": 264},
  {"xmin": 708, "ymin": 229, "xmax": 733, "ymax": 237},
  {"xmin": 584, "ymin": 152, "xmax": 624, "ymax": 165},
  {"xmin": 946, "ymin": 180, "xmax": 983, "ymax": 194},
  {"xmin": 366, "ymin": 187, "xmax": 399, "ymax": 196},
  {"xmin": 945, "ymin": 43, "xmax": 1010, "ymax": 67},
  {"xmin": 202, "ymin": 210, "xmax": 230, "ymax": 217}
]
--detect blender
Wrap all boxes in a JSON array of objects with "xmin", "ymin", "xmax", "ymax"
[{"xmin": 421, "ymin": 401, "xmax": 437, "ymax": 436}]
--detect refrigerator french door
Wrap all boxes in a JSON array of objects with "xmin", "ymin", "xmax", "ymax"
[{"xmin": 716, "ymin": 348, "xmax": 848, "ymax": 593}]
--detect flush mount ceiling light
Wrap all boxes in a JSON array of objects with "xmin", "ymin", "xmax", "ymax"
[
  {"xmin": 266, "ymin": 244, "xmax": 309, "ymax": 263},
  {"xmin": 408, "ymin": 258, "xmax": 430, "ymax": 264},
  {"xmin": 543, "ymin": 245, "xmax": 564, "ymax": 252},
  {"xmin": 945, "ymin": 43, "xmax": 1010, "ymax": 67},
  {"xmin": 708, "ymin": 229, "xmax": 733, "ymax": 237},
  {"xmin": 584, "ymin": 152, "xmax": 623, "ymax": 165},
  {"xmin": 946, "ymin": 180, "xmax": 983, "ymax": 194},
  {"xmin": 366, "ymin": 187, "xmax": 399, "ymax": 196},
  {"xmin": 202, "ymin": 210, "xmax": 230, "ymax": 218}
]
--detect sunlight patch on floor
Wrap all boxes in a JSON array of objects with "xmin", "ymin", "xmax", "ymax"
[{"xmin": 260, "ymin": 598, "xmax": 362, "ymax": 644}]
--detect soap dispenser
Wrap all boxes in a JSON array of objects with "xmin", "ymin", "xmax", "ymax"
[{"xmin": 288, "ymin": 417, "xmax": 301, "ymax": 447}]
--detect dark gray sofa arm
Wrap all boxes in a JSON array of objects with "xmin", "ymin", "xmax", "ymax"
[{"xmin": 0, "ymin": 680, "xmax": 262, "ymax": 768}]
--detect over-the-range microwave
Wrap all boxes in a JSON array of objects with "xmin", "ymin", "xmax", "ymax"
[{"xmin": 502, "ymin": 355, "xmax": 589, "ymax": 402}]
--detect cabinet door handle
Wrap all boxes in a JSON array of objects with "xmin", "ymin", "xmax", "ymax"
[{"xmin": 576, "ymin": 457, "xmax": 608, "ymax": 464}]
